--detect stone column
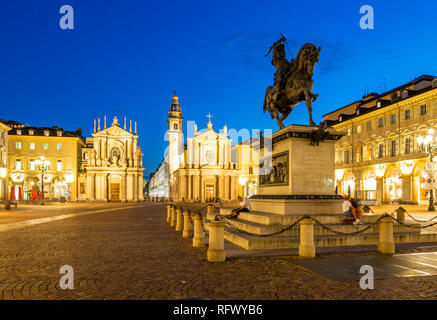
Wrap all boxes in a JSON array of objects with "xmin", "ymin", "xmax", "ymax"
[
  {"xmin": 193, "ymin": 175, "xmax": 200, "ymax": 201},
  {"xmin": 207, "ymin": 204, "xmax": 214, "ymax": 215},
  {"xmin": 127, "ymin": 174, "xmax": 134, "ymax": 201},
  {"xmin": 207, "ymin": 221, "xmax": 226, "ymax": 262},
  {"xmin": 378, "ymin": 216, "xmax": 395, "ymax": 254},
  {"xmin": 128, "ymin": 140, "xmax": 133, "ymax": 167},
  {"xmin": 412, "ymin": 175, "xmax": 420, "ymax": 204},
  {"xmin": 86, "ymin": 174, "xmax": 95, "ymax": 201},
  {"xmin": 354, "ymin": 179, "xmax": 362, "ymax": 200},
  {"xmin": 179, "ymin": 175, "xmax": 187, "ymax": 201},
  {"xmin": 175, "ymin": 207, "xmax": 183, "ymax": 232},
  {"xmin": 299, "ymin": 217, "xmax": 315, "ymax": 258},
  {"xmin": 200, "ymin": 176, "xmax": 204, "ymax": 202},
  {"xmin": 170, "ymin": 206, "xmax": 176, "ymax": 227},
  {"xmin": 376, "ymin": 177, "xmax": 384, "ymax": 205},
  {"xmin": 138, "ymin": 174, "xmax": 144, "ymax": 201},
  {"xmin": 102, "ymin": 138, "xmax": 107, "ymax": 162},
  {"xmin": 133, "ymin": 173, "xmax": 138, "ymax": 201},
  {"xmin": 94, "ymin": 174, "xmax": 100, "ymax": 200},
  {"xmin": 166, "ymin": 205, "xmax": 172, "ymax": 223},
  {"xmin": 231, "ymin": 176, "xmax": 236, "ymax": 200},
  {"xmin": 122, "ymin": 174, "xmax": 127, "ymax": 202},
  {"xmin": 96, "ymin": 139, "xmax": 101, "ymax": 166},
  {"xmin": 187, "ymin": 175, "xmax": 192, "ymax": 201},
  {"xmin": 219, "ymin": 175, "xmax": 224, "ymax": 200},
  {"xmin": 193, "ymin": 214, "xmax": 205, "ymax": 247},
  {"xmin": 402, "ymin": 175, "xmax": 413, "ymax": 204},
  {"xmin": 102, "ymin": 174, "xmax": 108, "ymax": 201},
  {"xmin": 224, "ymin": 176, "xmax": 229, "ymax": 201},
  {"xmin": 183, "ymin": 209, "xmax": 193, "ymax": 238}
]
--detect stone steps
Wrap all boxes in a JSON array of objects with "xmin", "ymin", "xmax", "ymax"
[
  {"xmin": 216, "ymin": 217, "xmax": 420, "ymax": 237},
  {"xmin": 207, "ymin": 207, "xmax": 437, "ymax": 251},
  {"xmin": 214, "ymin": 208, "xmax": 384, "ymax": 226},
  {"xmin": 224, "ymin": 229, "xmax": 437, "ymax": 250}
]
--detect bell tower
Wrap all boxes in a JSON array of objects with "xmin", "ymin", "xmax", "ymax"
[{"xmin": 167, "ymin": 92, "xmax": 184, "ymax": 175}]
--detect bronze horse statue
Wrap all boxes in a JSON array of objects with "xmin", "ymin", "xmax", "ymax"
[{"xmin": 263, "ymin": 37, "xmax": 321, "ymax": 129}]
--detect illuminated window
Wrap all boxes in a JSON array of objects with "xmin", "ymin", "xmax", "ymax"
[
  {"xmin": 57, "ymin": 160, "xmax": 62, "ymax": 171},
  {"xmin": 16, "ymin": 142, "xmax": 21, "ymax": 150},
  {"xmin": 29, "ymin": 130, "xmax": 34, "ymax": 135},
  {"xmin": 16, "ymin": 159, "xmax": 21, "ymax": 170},
  {"xmin": 347, "ymin": 128, "xmax": 351, "ymax": 136},
  {"xmin": 378, "ymin": 118, "xmax": 384, "ymax": 128},
  {"xmin": 405, "ymin": 137, "xmax": 412, "ymax": 154},
  {"xmin": 44, "ymin": 130, "xmax": 50, "ymax": 136},
  {"xmin": 420, "ymin": 104, "xmax": 427, "ymax": 115},
  {"xmin": 57, "ymin": 143, "xmax": 62, "ymax": 151},
  {"xmin": 84, "ymin": 152, "xmax": 88, "ymax": 160},
  {"xmin": 16, "ymin": 130, "xmax": 21, "ymax": 135},
  {"xmin": 30, "ymin": 160, "xmax": 35, "ymax": 170},
  {"xmin": 43, "ymin": 143, "xmax": 49, "ymax": 151},
  {"xmin": 29, "ymin": 143, "xmax": 35, "ymax": 150},
  {"xmin": 357, "ymin": 125, "xmax": 362, "ymax": 134},
  {"xmin": 378, "ymin": 143, "xmax": 384, "ymax": 159},
  {"xmin": 390, "ymin": 140, "xmax": 397, "ymax": 157}
]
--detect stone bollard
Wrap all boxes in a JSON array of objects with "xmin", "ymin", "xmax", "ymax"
[
  {"xmin": 207, "ymin": 221, "xmax": 226, "ymax": 262},
  {"xmin": 175, "ymin": 207, "xmax": 183, "ymax": 232},
  {"xmin": 378, "ymin": 215, "xmax": 395, "ymax": 254},
  {"xmin": 396, "ymin": 207, "xmax": 406, "ymax": 222},
  {"xmin": 166, "ymin": 205, "xmax": 172, "ymax": 224},
  {"xmin": 299, "ymin": 217, "xmax": 315, "ymax": 258},
  {"xmin": 193, "ymin": 214, "xmax": 205, "ymax": 247},
  {"xmin": 207, "ymin": 204, "xmax": 214, "ymax": 215},
  {"xmin": 183, "ymin": 209, "xmax": 193, "ymax": 238},
  {"xmin": 170, "ymin": 206, "xmax": 176, "ymax": 227}
]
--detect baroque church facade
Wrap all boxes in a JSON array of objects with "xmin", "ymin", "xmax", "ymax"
[
  {"xmin": 151, "ymin": 94, "xmax": 240, "ymax": 202},
  {"xmin": 78, "ymin": 116, "xmax": 144, "ymax": 202}
]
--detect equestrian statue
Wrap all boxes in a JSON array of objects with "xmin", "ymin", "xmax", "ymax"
[{"xmin": 263, "ymin": 35, "xmax": 321, "ymax": 129}]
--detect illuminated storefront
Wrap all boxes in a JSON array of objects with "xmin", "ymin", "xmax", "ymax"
[{"xmin": 362, "ymin": 170, "xmax": 377, "ymax": 201}]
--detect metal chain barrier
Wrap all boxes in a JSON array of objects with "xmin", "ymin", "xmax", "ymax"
[
  {"xmin": 213, "ymin": 213, "xmax": 399, "ymax": 237},
  {"xmin": 214, "ymin": 214, "xmax": 307, "ymax": 238},
  {"xmin": 391, "ymin": 215, "xmax": 437, "ymax": 229},
  {"xmin": 403, "ymin": 210, "xmax": 437, "ymax": 223},
  {"xmin": 309, "ymin": 215, "xmax": 384, "ymax": 235}
]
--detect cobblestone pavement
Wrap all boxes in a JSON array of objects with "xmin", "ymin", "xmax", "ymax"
[{"xmin": 2, "ymin": 203, "xmax": 437, "ymax": 300}]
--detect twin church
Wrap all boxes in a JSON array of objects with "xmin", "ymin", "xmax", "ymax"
[{"xmin": 149, "ymin": 94, "xmax": 245, "ymax": 202}]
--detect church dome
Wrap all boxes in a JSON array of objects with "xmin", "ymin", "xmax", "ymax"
[{"xmin": 170, "ymin": 95, "xmax": 181, "ymax": 112}]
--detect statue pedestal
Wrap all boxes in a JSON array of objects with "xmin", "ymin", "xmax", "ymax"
[{"xmin": 250, "ymin": 125, "xmax": 345, "ymax": 215}]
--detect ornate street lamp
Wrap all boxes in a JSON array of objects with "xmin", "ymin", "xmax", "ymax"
[
  {"xmin": 35, "ymin": 156, "xmax": 50, "ymax": 205},
  {"xmin": 417, "ymin": 128, "xmax": 436, "ymax": 211}
]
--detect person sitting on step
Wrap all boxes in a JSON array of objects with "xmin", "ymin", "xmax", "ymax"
[
  {"xmin": 230, "ymin": 197, "xmax": 251, "ymax": 218},
  {"xmin": 343, "ymin": 196, "xmax": 363, "ymax": 225}
]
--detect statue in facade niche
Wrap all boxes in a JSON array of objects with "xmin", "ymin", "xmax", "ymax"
[{"xmin": 263, "ymin": 35, "xmax": 321, "ymax": 129}]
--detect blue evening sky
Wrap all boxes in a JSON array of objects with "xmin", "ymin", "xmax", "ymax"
[{"xmin": 1, "ymin": 0, "xmax": 437, "ymax": 177}]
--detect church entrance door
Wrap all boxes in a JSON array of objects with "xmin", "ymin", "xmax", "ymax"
[
  {"xmin": 206, "ymin": 184, "xmax": 215, "ymax": 201},
  {"xmin": 111, "ymin": 183, "xmax": 120, "ymax": 201}
]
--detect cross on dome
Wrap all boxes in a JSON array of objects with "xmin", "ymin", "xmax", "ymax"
[{"xmin": 206, "ymin": 113, "xmax": 213, "ymax": 129}]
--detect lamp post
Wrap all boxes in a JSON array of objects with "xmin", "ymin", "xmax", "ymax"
[
  {"xmin": 417, "ymin": 128, "xmax": 436, "ymax": 211},
  {"xmin": 35, "ymin": 156, "xmax": 50, "ymax": 205},
  {"xmin": 238, "ymin": 176, "xmax": 248, "ymax": 198}
]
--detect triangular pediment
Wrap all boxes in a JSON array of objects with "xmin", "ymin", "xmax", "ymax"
[{"xmin": 94, "ymin": 125, "xmax": 134, "ymax": 138}]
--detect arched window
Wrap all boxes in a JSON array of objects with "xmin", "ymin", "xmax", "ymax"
[{"xmin": 174, "ymin": 124, "xmax": 178, "ymax": 130}]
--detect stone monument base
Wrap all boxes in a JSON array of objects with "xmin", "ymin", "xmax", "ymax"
[
  {"xmin": 251, "ymin": 124, "xmax": 344, "ymax": 215},
  {"xmin": 249, "ymin": 195, "xmax": 344, "ymax": 215}
]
